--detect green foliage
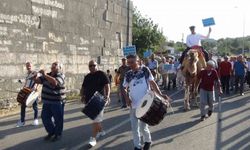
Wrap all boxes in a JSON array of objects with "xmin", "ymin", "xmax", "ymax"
[{"xmin": 132, "ymin": 8, "xmax": 166, "ymax": 57}]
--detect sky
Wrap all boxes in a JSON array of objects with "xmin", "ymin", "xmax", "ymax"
[{"xmin": 132, "ymin": 0, "xmax": 250, "ymax": 42}]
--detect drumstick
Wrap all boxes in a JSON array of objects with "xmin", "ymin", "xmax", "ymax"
[{"xmin": 167, "ymin": 87, "xmax": 185, "ymax": 115}]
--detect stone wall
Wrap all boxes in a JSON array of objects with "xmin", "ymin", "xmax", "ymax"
[{"xmin": 0, "ymin": 0, "xmax": 133, "ymax": 108}]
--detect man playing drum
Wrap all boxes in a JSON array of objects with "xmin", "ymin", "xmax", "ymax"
[
  {"xmin": 80, "ymin": 60, "xmax": 110, "ymax": 147},
  {"xmin": 180, "ymin": 26, "xmax": 211, "ymax": 64},
  {"xmin": 33, "ymin": 62, "xmax": 66, "ymax": 142},
  {"xmin": 122, "ymin": 55, "xmax": 170, "ymax": 150},
  {"xmin": 16, "ymin": 62, "xmax": 39, "ymax": 127}
]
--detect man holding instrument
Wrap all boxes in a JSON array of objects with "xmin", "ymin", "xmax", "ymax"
[
  {"xmin": 16, "ymin": 62, "xmax": 39, "ymax": 127},
  {"xmin": 33, "ymin": 62, "xmax": 66, "ymax": 142},
  {"xmin": 80, "ymin": 60, "xmax": 110, "ymax": 147},
  {"xmin": 122, "ymin": 54, "xmax": 170, "ymax": 150}
]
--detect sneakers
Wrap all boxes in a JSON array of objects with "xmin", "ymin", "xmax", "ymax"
[
  {"xmin": 96, "ymin": 130, "xmax": 106, "ymax": 139},
  {"xmin": 143, "ymin": 142, "xmax": 151, "ymax": 150},
  {"xmin": 89, "ymin": 137, "xmax": 97, "ymax": 147},
  {"xmin": 200, "ymin": 116, "xmax": 206, "ymax": 121},
  {"xmin": 51, "ymin": 135, "xmax": 62, "ymax": 142},
  {"xmin": 16, "ymin": 121, "xmax": 25, "ymax": 127},
  {"xmin": 44, "ymin": 134, "xmax": 54, "ymax": 141},
  {"xmin": 207, "ymin": 111, "xmax": 213, "ymax": 117},
  {"xmin": 32, "ymin": 119, "xmax": 39, "ymax": 126}
]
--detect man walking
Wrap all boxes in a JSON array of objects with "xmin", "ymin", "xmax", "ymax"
[{"xmin": 219, "ymin": 56, "xmax": 232, "ymax": 94}]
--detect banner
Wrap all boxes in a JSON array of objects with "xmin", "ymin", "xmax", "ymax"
[
  {"xmin": 202, "ymin": 17, "xmax": 215, "ymax": 27},
  {"xmin": 123, "ymin": 45, "xmax": 136, "ymax": 56}
]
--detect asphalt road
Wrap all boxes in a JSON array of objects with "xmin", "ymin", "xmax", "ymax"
[{"xmin": 0, "ymin": 87, "xmax": 250, "ymax": 150}]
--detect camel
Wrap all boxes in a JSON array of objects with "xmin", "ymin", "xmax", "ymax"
[{"xmin": 182, "ymin": 49, "xmax": 206, "ymax": 111}]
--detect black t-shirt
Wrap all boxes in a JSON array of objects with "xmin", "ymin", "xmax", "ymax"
[{"xmin": 82, "ymin": 71, "xmax": 109, "ymax": 103}]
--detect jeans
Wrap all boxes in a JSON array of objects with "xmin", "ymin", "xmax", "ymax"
[
  {"xmin": 235, "ymin": 75, "xmax": 245, "ymax": 94},
  {"xmin": 120, "ymin": 83, "xmax": 127, "ymax": 107},
  {"xmin": 199, "ymin": 89, "xmax": 215, "ymax": 117},
  {"xmin": 20, "ymin": 99, "xmax": 38, "ymax": 122},
  {"xmin": 41, "ymin": 101, "xmax": 65, "ymax": 136},
  {"xmin": 221, "ymin": 75, "xmax": 230, "ymax": 94},
  {"xmin": 130, "ymin": 109, "xmax": 151, "ymax": 148}
]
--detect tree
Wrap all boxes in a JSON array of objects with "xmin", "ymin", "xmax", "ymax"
[{"xmin": 132, "ymin": 8, "xmax": 166, "ymax": 57}]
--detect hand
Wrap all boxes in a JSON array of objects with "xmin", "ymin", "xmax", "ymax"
[
  {"xmin": 104, "ymin": 96, "xmax": 111, "ymax": 106},
  {"xmin": 125, "ymin": 98, "xmax": 132, "ymax": 107},
  {"xmin": 219, "ymin": 88, "xmax": 223, "ymax": 96},
  {"xmin": 160, "ymin": 94, "xmax": 171, "ymax": 106},
  {"xmin": 209, "ymin": 27, "xmax": 212, "ymax": 33},
  {"xmin": 39, "ymin": 69, "xmax": 46, "ymax": 76}
]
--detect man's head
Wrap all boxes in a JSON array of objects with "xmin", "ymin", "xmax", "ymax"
[
  {"xmin": 150, "ymin": 54, "xmax": 155, "ymax": 60},
  {"xmin": 206, "ymin": 60, "xmax": 215, "ymax": 70},
  {"xmin": 161, "ymin": 57, "xmax": 166, "ymax": 63},
  {"xmin": 121, "ymin": 58, "xmax": 126, "ymax": 66},
  {"xmin": 126, "ymin": 54, "xmax": 139, "ymax": 70},
  {"xmin": 26, "ymin": 62, "xmax": 32, "ymax": 72},
  {"xmin": 189, "ymin": 26, "xmax": 195, "ymax": 34},
  {"xmin": 224, "ymin": 56, "xmax": 229, "ymax": 61},
  {"xmin": 51, "ymin": 62, "xmax": 62, "ymax": 74},
  {"xmin": 237, "ymin": 55, "xmax": 244, "ymax": 62},
  {"xmin": 107, "ymin": 70, "xmax": 110, "ymax": 74},
  {"xmin": 88, "ymin": 60, "xmax": 97, "ymax": 73}
]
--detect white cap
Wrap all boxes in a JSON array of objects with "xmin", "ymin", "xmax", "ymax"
[{"xmin": 207, "ymin": 60, "xmax": 215, "ymax": 68}]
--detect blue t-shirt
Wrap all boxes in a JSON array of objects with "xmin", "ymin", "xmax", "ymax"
[{"xmin": 234, "ymin": 61, "xmax": 246, "ymax": 76}]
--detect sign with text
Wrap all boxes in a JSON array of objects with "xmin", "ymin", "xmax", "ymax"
[
  {"xmin": 143, "ymin": 49, "xmax": 153, "ymax": 58},
  {"xmin": 123, "ymin": 45, "xmax": 136, "ymax": 56},
  {"xmin": 202, "ymin": 17, "xmax": 215, "ymax": 27},
  {"xmin": 163, "ymin": 64, "xmax": 173, "ymax": 71}
]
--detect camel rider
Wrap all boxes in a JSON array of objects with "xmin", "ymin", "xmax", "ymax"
[{"xmin": 180, "ymin": 26, "xmax": 211, "ymax": 64}]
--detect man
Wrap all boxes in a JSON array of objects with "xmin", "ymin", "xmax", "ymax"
[
  {"xmin": 233, "ymin": 55, "xmax": 247, "ymax": 96},
  {"xmin": 219, "ymin": 56, "xmax": 232, "ymax": 94},
  {"xmin": 198, "ymin": 60, "xmax": 222, "ymax": 121},
  {"xmin": 180, "ymin": 26, "xmax": 211, "ymax": 64},
  {"xmin": 167, "ymin": 59, "xmax": 177, "ymax": 90},
  {"xmin": 122, "ymin": 54, "xmax": 170, "ymax": 150},
  {"xmin": 148, "ymin": 54, "xmax": 158, "ymax": 79},
  {"xmin": 117, "ymin": 58, "xmax": 130, "ymax": 108},
  {"xmin": 16, "ymin": 62, "xmax": 39, "ymax": 127},
  {"xmin": 246, "ymin": 57, "xmax": 250, "ymax": 88},
  {"xmin": 34, "ymin": 62, "xmax": 66, "ymax": 141},
  {"xmin": 158, "ymin": 57, "xmax": 169, "ymax": 89},
  {"xmin": 80, "ymin": 60, "xmax": 110, "ymax": 147}
]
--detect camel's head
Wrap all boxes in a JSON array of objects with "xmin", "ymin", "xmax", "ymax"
[{"xmin": 187, "ymin": 49, "xmax": 199, "ymax": 63}]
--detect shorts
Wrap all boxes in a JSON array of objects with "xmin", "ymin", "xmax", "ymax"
[{"xmin": 93, "ymin": 109, "xmax": 104, "ymax": 123}]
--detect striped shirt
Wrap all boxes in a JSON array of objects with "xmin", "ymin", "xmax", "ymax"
[{"xmin": 39, "ymin": 72, "xmax": 66, "ymax": 102}]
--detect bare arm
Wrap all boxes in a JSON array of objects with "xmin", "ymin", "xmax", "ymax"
[
  {"xmin": 104, "ymin": 84, "xmax": 110, "ymax": 98},
  {"xmin": 121, "ymin": 86, "xmax": 132, "ymax": 107},
  {"xmin": 149, "ymin": 80, "xmax": 170, "ymax": 102}
]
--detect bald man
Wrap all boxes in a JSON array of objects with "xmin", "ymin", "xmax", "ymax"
[{"xmin": 80, "ymin": 60, "xmax": 110, "ymax": 147}]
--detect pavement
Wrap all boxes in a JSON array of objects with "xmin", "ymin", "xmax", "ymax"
[{"xmin": 0, "ymin": 87, "xmax": 250, "ymax": 150}]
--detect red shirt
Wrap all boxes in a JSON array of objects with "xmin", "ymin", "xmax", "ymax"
[
  {"xmin": 198, "ymin": 69, "xmax": 219, "ymax": 91},
  {"xmin": 219, "ymin": 61, "xmax": 232, "ymax": 76}
]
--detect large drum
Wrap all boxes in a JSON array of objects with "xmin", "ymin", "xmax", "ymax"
[
  {"xmin": 17, "ymin": 87, "xmax": 32, "ymax": 105},
  {"xmin": 26, "ymin": 91, "xmax": 39, "ymax": 107},
  {"xmin": 82, "ymin": 91, "xmax": 106, "ymax": 120},
  {"xmin": 136, "ymin": 91, "xmax": 167, "ymax": 126}
]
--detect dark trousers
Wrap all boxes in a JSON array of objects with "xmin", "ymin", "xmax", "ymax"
[
  {"xmin": 247, "ymin": 71, "xmax": 250, "ymax": 86},
  {"xmin": 235, "ymin": 75, "xmax": 245, "ymax": 94},
  {"xmin": 120, "ymin": 83, "xmax": 127, "ymax": 107},
  {"xmin": 168, "ymin": 73, "xmax": 176, "ymax": 90},
  {"xmin": 20, "ymin": 99, "xmax": 38, "ymax": 122},
  {"xmin": 41, "ymin": 102, "xmax": 65, "ymax": 136},
  {"xmin": 221, "ymin": 75, "xmax": 230, "ymax": 94},
  {"xmin": 180, "ymin": 47, "xmax": 209, "ymax": 64}
]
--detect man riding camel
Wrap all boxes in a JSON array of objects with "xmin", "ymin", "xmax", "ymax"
[{"xmin": 180, "ymin": 26, "xmax": 211, "ymax": 64}]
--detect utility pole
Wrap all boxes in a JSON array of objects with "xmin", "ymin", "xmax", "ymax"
[{"xmin": 126, "ymin": 0, "xmax": 130, "ymax": 46}]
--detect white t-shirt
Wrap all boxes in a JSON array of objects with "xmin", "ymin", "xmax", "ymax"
[
  {"xmin": 148, "ymin": 60, "xmax": 158, "ymax": 70},
  {"xmin": 24, "ymin": 71, "xmax": 37, "ymax": 90},
  {"xmin": 123, "ymin": 66, "xmax": 154, "ymax": 109},
  {"xmin": 186, "ymin": 33, "xmax": 206, "ymax": 47},
  {"xmin": 167, "ymin": 64, "xmax": 177, "ymax": 74}
]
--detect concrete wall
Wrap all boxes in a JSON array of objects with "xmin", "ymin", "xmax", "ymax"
[{"xmin": 0, "ymin": 0, "xmax": 133, "ymax": 108}]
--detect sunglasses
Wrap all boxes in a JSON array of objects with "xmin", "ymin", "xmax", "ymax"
[{"xmin": 89, "ymin": 64, "xmax": 96, "ymax": 67}]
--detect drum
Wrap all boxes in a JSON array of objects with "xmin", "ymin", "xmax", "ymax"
[
  {"xmin": 81, "ymin": 91, "xmax": 106, "ymax": 120},
  {"xmin": 26, "ymin": 91, "xmax": 39, "ymax": 107},
  {"xmin": 17, "ymin": 87, "xmax": 32, "ymax": 105},
  {"xmin": 136, "ymin": 91, "xmax": 167, "ymax": 126}
]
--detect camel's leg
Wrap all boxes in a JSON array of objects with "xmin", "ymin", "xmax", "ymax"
[
  {"xmin": 193, "ymin": 78, "xmax": 200, "ymax": 107},
  {"xmin": 184, "ymin": 85, "xmax": 191, "ymax": 111}
]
